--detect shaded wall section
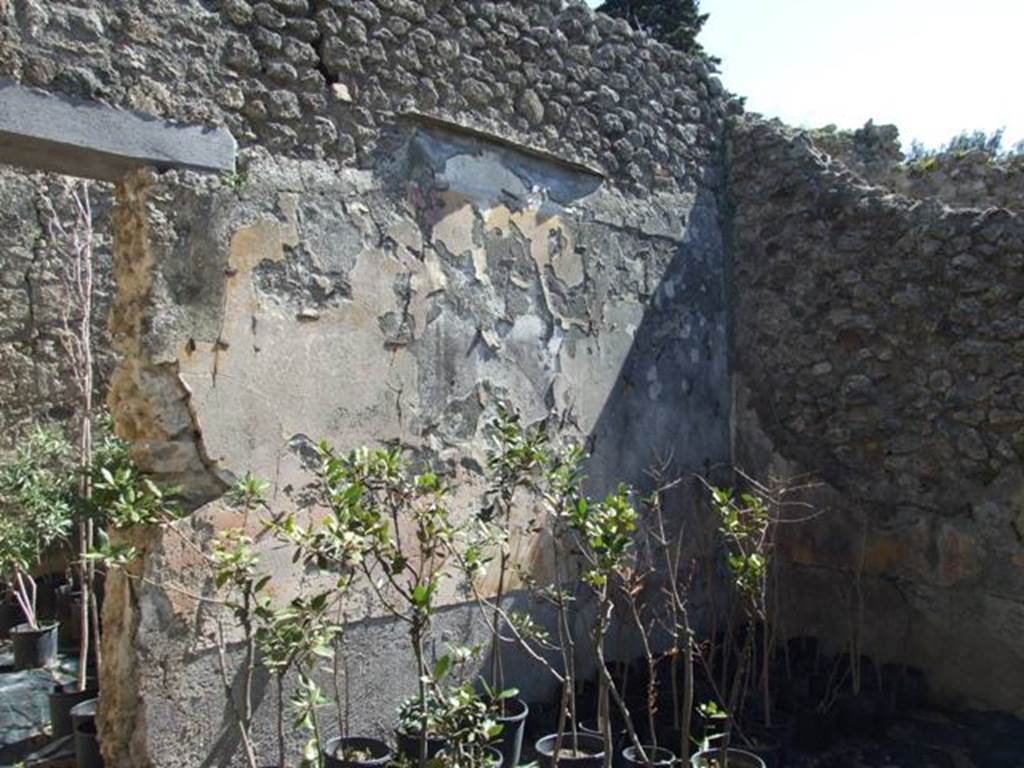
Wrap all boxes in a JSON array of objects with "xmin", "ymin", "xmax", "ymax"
[{"xmin": 730, "ymin": 117, "xmax": 1024, "ymax": 710}]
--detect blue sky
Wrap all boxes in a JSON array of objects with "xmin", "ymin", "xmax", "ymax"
[{"xmin": 585, "ymin": 0, "xmax": 1024, "ymax": 153}]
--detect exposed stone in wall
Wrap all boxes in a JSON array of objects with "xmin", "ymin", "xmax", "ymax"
[
  {"xmin": 0, "ymin": 0, "xmax": 726, "ymax": 195},
  {"xmin": 731, "ymin": 116, "xmax": 1024, "ymax": 709},
  {"xmin": 106, "ymin": 169, "xmax": 230, "ymax": 507},
  {"xmin": 809, "ymin": 121, "xmax": 1024, "ymax": 212},
  {"xmin": 0, "ymin": 166, "xmax": 114, "ymax": 446}
]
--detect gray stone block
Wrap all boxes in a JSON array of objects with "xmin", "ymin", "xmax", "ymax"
[{"xmin": 0, "ymin": 80, "xmax": 236, "ymax": 182}]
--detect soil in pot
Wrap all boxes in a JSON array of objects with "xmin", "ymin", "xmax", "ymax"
[
  {"xmin": 322, "ymin": 736, "xmax": 393, "ymax": 768},
  {"xmin": 622, "ymin": 744, "xmax": 676, "ymax": 767},
  {"xmin": 72, "ymin": 697, "xmax": 104, "ymax": 768},
  {"xmin": 11, "ymin": 621, "xmax": 59, "ymax": 669},
  {"xmin": 494, "ymin": 697, "xmax": 529, "ymax": 768},
  {"xmin": 535, "ymin": 732, "xmax": 604, "ymax": 768},
  {"xmin": 690, "ymin": 748, "xmax": 766, "ymax": 768},
  {"xmin": 49, "ymin": 682, "xmax": 99, "ymax": 738}
]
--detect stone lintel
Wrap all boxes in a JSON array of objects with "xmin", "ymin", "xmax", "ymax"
[{"xmin": 0, "ymin": 80, "xmax": 236, "ymax": 182}]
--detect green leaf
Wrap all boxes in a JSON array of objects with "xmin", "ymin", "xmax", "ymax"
[{"xmin": 432, "ymin": 654, "xmax": 452, "ymax": 682}]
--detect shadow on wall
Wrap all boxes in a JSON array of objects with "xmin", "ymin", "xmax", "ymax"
[{"xmin": 584, "ymin": 185, "xmax": 731, "ymax": 499}]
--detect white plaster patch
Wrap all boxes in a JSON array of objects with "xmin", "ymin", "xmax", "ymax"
[{"xmin": 510, "ymin": 313, "xmax": 545, "ymax": 344}]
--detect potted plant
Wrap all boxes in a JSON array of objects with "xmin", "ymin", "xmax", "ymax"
[
  {"xmin": 636, "ymin": 466, "xmax": 702, "ymax": 763},
  {"xmin": 0, "ymin": 424, "xmax": 74, "ymax": 669},
  {"xmin": 267, "ymin": 462, "xmax": 373, "ymax": 768},
  {"xmin": 431, "ymin": 680, "xmax": 505, "ymax": 768},
  {"xmin": 689, "ymin": 703, "xmax": 765, "ymax": 768},
  {"xmin": 527, "ymin": 442, "xmax": 603, "ymax": 768},
  {"xmin": 706, "ymin": 475, "xmax": 810, "ymax": 767},
  {"xmin": 564, "ymin": 482, "xmax": 657, "ymax": 768},
  {"xmin": 457, "ymin": 404, "xmax": 547, "ymax": 767},
  {"xmin": 303, "ymin": 443, "xmax": 460, "ymax": 767}
]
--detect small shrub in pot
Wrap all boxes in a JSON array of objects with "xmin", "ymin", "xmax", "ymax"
[{"xmin": 0, "ymin": 425, "xmax": 75, "ymax": 669}]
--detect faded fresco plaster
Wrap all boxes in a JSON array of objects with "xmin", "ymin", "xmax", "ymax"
[{"xmin": 101, "ymin": 123, "xmax": 730, "ymax": 766}]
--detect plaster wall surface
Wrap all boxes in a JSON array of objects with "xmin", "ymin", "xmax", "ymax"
[
  {"xmin": 0, "ymin": 2, "xmax": 732, "ymax": 765},
  {"xmin": 98, "ymin": 111, "xmax": 729, "ymax": 763}
]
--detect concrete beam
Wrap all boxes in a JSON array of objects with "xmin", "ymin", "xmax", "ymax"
[{"xmin": 0, "ymin": 80, "xmax": 236, "ymax": 182}]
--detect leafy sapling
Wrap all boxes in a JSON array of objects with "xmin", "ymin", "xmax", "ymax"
[
  {"xmin": 480, "ymin": 404, "xmax": 548, "ymax": 714},
  {"xmin": 313, "ymin": 444, "xmax": 457, "ymax": 767},
  {"xmin": 711, "ymin": 486, "xmax": 772, "ymax": 729},
  {"xmin": 0, "ymin": 426, "xmax": 75, "ymax": 631},
  {"xmin": 567, "ymin": 485, "xmax": 649, "ymax": 768}
]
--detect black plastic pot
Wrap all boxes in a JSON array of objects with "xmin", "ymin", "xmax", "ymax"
[
  {"xmin": 792, "ymin": 708, "xmax": 835, "ymax": 753},
  {"xmin": 56, "ymin": 586, "xmax": 83, "ymax": 646},
  {"xmin": 775, "ymin": 671, "xmax": 811, "ymax": 712},
  {"xmin": 50, "ymin": 683, "xmax": 99, "ymax": 738},
  {"xmin": 622, "ymin": 745, "xmax": 676, "ymax": 767},
  {"xmin": 72, "ymin": 697, "xmax": 104, "ymax": 768},
  {"xmin": 690, "ymin": 748, "xmax": 766, "ymax": 768},
  {"xmin": 494, "ymin": 697, "xmax": 529, "ymax": 768},
  {"xmin": 579, "ymin": 715, "xmax": 630, "ymax": 750},
  {"xmin": 395, "ymin": 728, "xmax": 447, "ymax": 765},
  {"xmin": 743, "ymin": 736, "xmax": 783, "ymax": 768},
  {"xmin": 0, "ymin": 599, "xmax": 18, "ymax": 640},
  {"xmin": 746, "ymin": 715, "xmax": 794, "ymax": 766},
  {"xmin": 322, "ymin": 736, "xmax": 393, "ymax": 768},
  {"xmin": 837, "ymin": 692, "xmax": 877, "ymax": 738},
  {"xmin": 11, "ymin": 621, "xmax": 59, "ymax": 669},
  {"xmin": 785, "ymin": 636, "xmax": 819, "ymax": 672},
  {"xmin": 535, "ymin": 732, "xmax": 605, "ymax": 768}
]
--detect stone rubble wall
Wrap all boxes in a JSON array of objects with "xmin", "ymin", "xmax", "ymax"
[
  {"xmin": 809, "ymin": 121, "xmax": 1024, "ymax": 212},
  {"xmin": 0, "ymin": 168, "xmax": 115, "ymax": 447},
  {"xmin": 2, "ymin": 1, "xmax": 1022, "ymax": 765},
  {"xmin": 1, "ymin": 0, "xmax": 726, "ymax": 192},
  {"xmin": 731, "ymin": 116, "xmax": 1024, "ymax": 710}
]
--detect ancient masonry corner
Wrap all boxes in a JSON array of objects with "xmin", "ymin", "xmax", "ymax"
[{"xmin": 100, "ymin": 168, "xmax": 233, "ymax": 767}]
